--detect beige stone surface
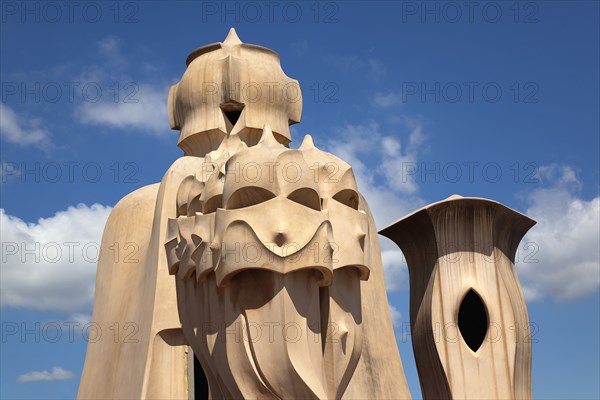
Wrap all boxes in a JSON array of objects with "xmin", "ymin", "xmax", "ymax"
[
  {"xmin": 79, "ymin": 28, "xmax": 537, "ymax": 400},
  {"xmin": 79, "ymin": 29, "xmax": 410, "ymax": 399},
  {"xmin": 167, "ymin": 123, "xmax": 409, "ymax": 399},
  {"xmin": 169, "ymin": 28, "xmax": 302, "ymax": 156},
  {"xmin": 78, "ymin": 156, "xmax": 206, "ymax": 399},
  {"xmin": 380, "ymin": 195, "xmax": 535, "ymax": 400}
]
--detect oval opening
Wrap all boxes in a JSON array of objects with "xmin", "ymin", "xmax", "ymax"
[{"xmin": 458, "ymin": 289, "xmax": 488, "ymax": 352}]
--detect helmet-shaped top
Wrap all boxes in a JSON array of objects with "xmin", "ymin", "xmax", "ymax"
[{"xmin": 169, "ymin": 28, "xmax": 303, "ymax": 157}]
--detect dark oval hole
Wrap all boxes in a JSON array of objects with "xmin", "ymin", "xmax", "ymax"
[{"xmin": 458, "ymin": 289, "xmax": 488, "ymax": 352}]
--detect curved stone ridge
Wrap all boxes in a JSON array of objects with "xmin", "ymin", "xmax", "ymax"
[
  {"xmin": 169, "ymin": 28, "xmax": 303, "ymax": 157},
  {"xmin": 164, "ymin": 122, "xmax": 378, "ymax": 399}
]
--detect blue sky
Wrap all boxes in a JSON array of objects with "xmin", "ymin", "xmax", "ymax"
[{"xmin": 1, "ymin": 1, "xmax": 598, "ymax": 399}]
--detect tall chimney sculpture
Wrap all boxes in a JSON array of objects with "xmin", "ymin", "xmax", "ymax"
[
  {"xmin": 79, "ymin": 29, "xmax": 410, "ymax": 399},
  {"xmin": 79, "ymin": 29, "xmax": 536, "ymax": 400},
  {"xmin": 380, "ymin": 195, "xmax": 535, "ymax": 399}
]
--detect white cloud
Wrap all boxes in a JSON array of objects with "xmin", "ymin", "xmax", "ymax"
[
  {"xmin": 536, "ymin": 163, "xmax": 581, "ymax": 189},
  {"xmin": 379, "ymin": 124, "xmax": 425, "ymax": 195},
  {"xmin": 517, "ymin": 164, "xmax": 600, "ymax": 301},
  {"xmin": 1, "ymin": 204, "xmax": 112, "ymax": 311},
  {"xmin": 72, "ymin": 36, "xmax": 170, "ymax": 135},
  {"xmin": 323, "ymin": 55, "xmax": 387, "ymax": 80},
  {"xmin": 368, "ymin": 59, "xmax": 387, "ymax": 80},
  {"xmin": 17, "ymin": 367, "xmax": 75, "ymax": 383},
  {"xmin": 372, "ymin": 91, "xmax": 402, "ymax": 109},
  {"xmin": 0, "ymin": 104, "xmax": 52, "ymax": 149},
  {"xmin": 76, "ymin": 83, "xmax": 169, "ymax": 135},
  {"xmin": 324, "ymin": 121, "xmax": 426, "ymax": 291},
  {"xmin": 389, "ymin": 303, "xmax": 402, "ymax": 329},
  {"xmin": 97, "ymin": 36, "xmax": 125, "ymax": 67},
  {"xmin": 327, "ymin": 121, "xmax": 425, "ymax": 227},
  {"xmin": 69, "ymin": 313, "xmax": 92, "ymax": 326},
  {"xmin": 380, "ymin": 245, "xmax": 409, "ymax": 292}
]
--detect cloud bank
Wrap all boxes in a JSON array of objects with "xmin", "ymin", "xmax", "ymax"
[
  {"xmin": 17, "ymin": 367, "xmax": 75, "ymax": 383},
  {"xmin": 1, "ymin": 204, "xmax": 111, "ymax": 311}
]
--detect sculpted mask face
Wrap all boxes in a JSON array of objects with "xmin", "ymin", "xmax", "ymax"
[
  {"xmin": 163, "ymin": 27, "xmax": 374, "ymax": 399},
  {"xmin": 166, "ymin": 124, "xmax": 371, "ymax": 399},
  {"xmin": 79, "ymin": 27, "xmax": 412, "ymax": 400}
]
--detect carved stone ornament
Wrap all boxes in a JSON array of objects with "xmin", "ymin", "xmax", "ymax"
[
  {"xmin": 78, "ymin": 29, "xmax": 535, "ymax": 400},
  {"xmin": 79, "ymin": 29, "xmax": 410, "ymax": 400}
]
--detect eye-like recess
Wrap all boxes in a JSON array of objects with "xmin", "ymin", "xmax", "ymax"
[
  {"xmin": 226, "ymin": 187, "xmax": 275, "ymax": 209},
  {"xmin": 287, "ymin": 188, "xmax": 321, "ymax": 211},
  {"xmin": 332, "ymin": 189, "xmax": 359, "ymax": 210},
  {"xmin": 458, "ymin": 289, "xmax": 488, "ymax": 352},
  {"xmin": 176, "ymin": 203, "xmax": 188, "ymax": 218},
  {"xmin": 220, "ymin": 101, "xmax": 244, "ymax": 127},
  {"xmin": 202, "ymin": 195, "xmax": 223, "ymax": 214},
  {"xmin": 188, "ymin": 197, "xmax": 203, "ymax": 215}
]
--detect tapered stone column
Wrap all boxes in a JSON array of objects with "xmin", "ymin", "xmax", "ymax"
[{"xmin": 380, "ymin": 195, "xmax": 535, "ymax": 400}]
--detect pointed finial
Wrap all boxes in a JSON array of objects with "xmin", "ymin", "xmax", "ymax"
[
  {"xmin": 299, "ymin": 134, "xmax": 316, "ymax": 150},
  {"xmin": 258, "ymin": 123, "xmax": 282, "ymax": 148},
  {"xmin": 204, "ymin": 133, "xmax": 248, "ymax": 176},
  {"xmin": 223, "ymin": 28, "xmax": 242, "ymax": 46}
]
